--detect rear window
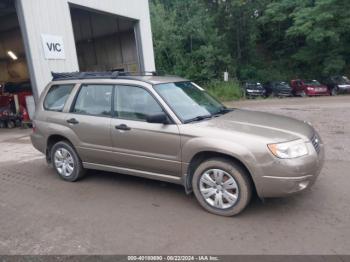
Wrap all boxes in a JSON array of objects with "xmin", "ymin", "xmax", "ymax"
[{"xmin": 44, "ymin": 84, "xmax": 74, "ymax": 112}]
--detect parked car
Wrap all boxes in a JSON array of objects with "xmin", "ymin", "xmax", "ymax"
[
  {"xmin": 264, "ymin": 81, "xmax": 293, "ymax": 97},
  {"xmin": 324, "ymin": 76, "xmax": 350, "ymax": 96},
  {"xmin": 3, "ymin": 81, "xmax": 33, "ymax": 111},
  {"xmin": 0, "ymin": 104, "xmax": 20, "ymax": 129},
  {"xmin": 31, "ymin": 72, "xmax": 325, "ymax": 216},
  {"xmin": 242, "ymin": 81, "xmax": 266, "ymax": 98},
  {"xmin": 290, "ymin": 79, "xmax": 330, "ymax": 97}
]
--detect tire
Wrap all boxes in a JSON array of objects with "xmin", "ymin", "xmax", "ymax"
[
  {"xmin": 331, "ymin": 88, "xmax": 338, "ymax": 96},
  {"xmin": 300, "ymin": 90, "xmax": 307, "ymax": 97},
  {"xmin": 192, "ymin": 158, "xmax": 252, "ymax": 216},
  {"xmin": 51, "ymin": 141, "xmax": 85, "ymax": 182},
  {"xmin": 7, "ymin": 120, "xmax": 15, "ymax": 129}
]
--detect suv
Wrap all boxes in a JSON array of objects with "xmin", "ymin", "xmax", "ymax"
[
  {"xmin": 324, "ymin": 76, "xmax": 350, "ymax": 96},
  {"xmin": 242, "ymin": 81, "xmax": 266, "ymax": 98},
  {"xmin": 31, "ymin": 72, "xmax": 325, "ymax": 216},
  {"xmin": 264, "ymin": 81, "xmax": 293, "ymax": 97}
]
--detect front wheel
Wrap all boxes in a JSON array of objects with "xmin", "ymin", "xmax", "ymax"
[
  {"xmin": 7, "ymin": 120, "xmax": 15, "ymax": 129},
  {"xmin": 192, "ymin": 158, "xmax": 252, "ymax": 216},
  {"xmin": 51, "ymin": 141, "xmax": 85, "ymax": 182},
  {"xmin": 331, "ymin": 88, "xmax": 338, "ymax": 96}
]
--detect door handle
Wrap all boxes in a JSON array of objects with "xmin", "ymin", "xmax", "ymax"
[
  {"xmin": 67, "ymin": 118, "xmax": 79, "ymax": 125},
  {"xmin": 115, "ymin": 124, "xmax": 131, "ymax": 131}
]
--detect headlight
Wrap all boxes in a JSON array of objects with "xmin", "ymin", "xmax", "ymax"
[
  {"xmin": 246, "ymin": 89, "xmax": 253, "ymax": 93},
  {"xmin": 268, "ymin": 140, "xmax": 308, "ymax": 159}
]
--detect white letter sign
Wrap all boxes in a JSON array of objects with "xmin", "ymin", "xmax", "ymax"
[{"xmin": 41, "ymin": 34, "xmax": 65, "ymax": 60}]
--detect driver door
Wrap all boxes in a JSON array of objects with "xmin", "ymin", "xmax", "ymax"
[{"xmin": 110, "ymin": 85, "xmax": 182, "ymax": 178}]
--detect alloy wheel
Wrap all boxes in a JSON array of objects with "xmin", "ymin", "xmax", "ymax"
[
  {"xmin": 199, "ymin": 169, "xmax": 239, "ymax": 209},
  {"xmin": 54, "ymin": 148, "xmax": 75, "ymax": 177}
]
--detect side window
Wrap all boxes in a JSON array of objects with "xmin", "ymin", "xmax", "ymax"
[
  {"xmin": 44, "ymin": 84, "xmax": 74, "ymax": 112},
  {"xmin": 114, "ymin": 85, "xmax": 164, "ymax": 121},
  {"xmin": 73, "ymin": 84, "xmax": 113, "ymax": 117}
]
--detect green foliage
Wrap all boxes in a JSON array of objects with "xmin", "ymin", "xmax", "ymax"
[
  {"xmin": 150, "ymin": 0, "xmax": 350, "ymax": 98},
  {"xmin": 150, "ymin": 0, "xmax": 230, "ymax": 82},
  {"xmin": 204, "ymin": 80, "xmax": 243, "ymax": 101},
  {"xmin": 259, "ymin": 0, "xmax": 350, "ymax": 78}
]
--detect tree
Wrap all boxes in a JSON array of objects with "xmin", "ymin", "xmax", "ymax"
[
  {"xmin": 150, "ymin": 0, "xmax": 230, "ymax": 82},
  {"xmin": 150, "ymin": 0, "xmax": 350, "ymax": 82}
]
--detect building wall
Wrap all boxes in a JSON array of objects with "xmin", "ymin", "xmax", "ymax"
[{"xmin": 16, "ymin": 0, "xmax": 155, "ymax": 99}]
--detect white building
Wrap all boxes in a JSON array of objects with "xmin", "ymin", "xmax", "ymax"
[{"xmin": 0, "ymin": 0, "xmax": 155, "ymax": 100}]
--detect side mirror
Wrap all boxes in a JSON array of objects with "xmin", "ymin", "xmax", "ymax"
[{"xmin": 146, "ymin": 113, "xmax": 169, "ymax": 124}]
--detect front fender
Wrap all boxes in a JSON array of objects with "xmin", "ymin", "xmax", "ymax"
[{"xmin": 181, "ymin": 137, "xmax": 263, "ymax": 190}]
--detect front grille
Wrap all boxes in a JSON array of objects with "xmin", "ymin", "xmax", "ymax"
[{"xmin": 311, "ymin": 134, "xmax": 321, "ymax": 154}]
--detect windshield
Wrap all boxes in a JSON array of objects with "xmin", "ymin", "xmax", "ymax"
[
  {"xmin": 246, "ymin": 83, "xmax": 263, "ymax": 89},
  {"xmin": 154, "ymin": 82, "xmax": 226, "ymax": 123},
  {"xmin": 304, "ymin": 80, "xmax": 321, "ymax": 86},
  {"xmin": 342, "ymin": 76, "xmax": 350, "ymax": 84},
  {"xmin": 334, "ymin": 76, "xmax": 350, "ymax": 84},
  {"xmin": 276, "ymin": 82, "xmax": 291, "ymax": 88}
]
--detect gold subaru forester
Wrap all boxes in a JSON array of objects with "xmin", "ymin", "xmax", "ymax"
[{"xmin": 31, "ymin": 72, "xmax": 325, "ymax": 216}]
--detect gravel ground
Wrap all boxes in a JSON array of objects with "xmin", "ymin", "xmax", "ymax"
[{"xmin": 0, "ymin": 96, "xmax": 349, "ymax": 255}]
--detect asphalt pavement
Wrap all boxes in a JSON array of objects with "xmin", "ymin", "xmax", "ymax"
[{"xmin": 0, "ymin": 96, "xmax": 349, "ymax": 255}]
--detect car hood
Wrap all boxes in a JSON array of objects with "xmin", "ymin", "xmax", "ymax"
[
  {"xmin": 276, "ymin": 85, "xmax": 292, "ymax": 90},
  {"xmin": 186, "ymin": 109, "xmax": 314, "ymax": 143},
  {"xmin": 338, "ymin": 84, "xmax": 350, "ymax": 88},
  {"xmin": 245, "ymin": 87, "xmax": 264, "ymax": 90},
  {"xmin": 306, "ymin": 85, "xmax": 327, "ymax": 88}
]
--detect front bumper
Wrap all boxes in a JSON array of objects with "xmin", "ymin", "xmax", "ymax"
[
  {"xmin": 254, "ymin": 140, "xmax": 325, "ymax": 198},
  {"xmin": 305, "ymin": 89, "xmax": 330, "ymax": 96},
  {"xmin": 337, "ymin": 85, "xmax": 350, "ymax": 93},
  {"xmin": 246, "ymin": 91, "xmax": 266, "ymax": 97},
  {"xmin": 276, "ymin": 90, "xmax": 293, "ymax": 97}
]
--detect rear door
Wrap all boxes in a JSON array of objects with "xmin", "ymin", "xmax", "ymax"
[
  {"xmin": 110, "ymin": 84, "xmax": 182, "ymax": 177},
  {"xmin": 64, "ymin": 84, "xmax": 113, "ymax": 164}
]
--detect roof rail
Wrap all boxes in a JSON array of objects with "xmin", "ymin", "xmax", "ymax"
[
  {"xmin": 51, "ymin": 71, "xmax": 162, "ymax": 81},
  {"xmin": 109, "ymin": 70, "xmax": 159, "ymax": 76},
  {"xmin": 51, "ymin": 71, "xmax": 130, "ymax": 81}
]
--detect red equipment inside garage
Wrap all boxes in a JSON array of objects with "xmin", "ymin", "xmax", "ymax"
[{"xmin": 0, "ymin": 0, "xmax": 34, "ymax": 129}]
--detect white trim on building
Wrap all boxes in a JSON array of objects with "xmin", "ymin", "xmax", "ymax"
[{"xmin": 15, "ymin": 0, "xmax": 155, "ymax": 100}]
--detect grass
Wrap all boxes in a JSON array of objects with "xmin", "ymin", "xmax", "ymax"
[{"xmin": 204, "ymin": 80, "xmax": 243, "ymax": 101}]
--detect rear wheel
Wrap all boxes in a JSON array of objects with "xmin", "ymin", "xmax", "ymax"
[
  {"xmin": 192, "ymin": 158, "xmax": 252, "ymax": 216},
  {"xmin": 51, "ymin": 141, "xmax": 85, "ymax": 182},
  {"xmin": 7, "ymin": 120, "xmax": 15, "ymax": 129},
  {"xmin": 300, "ymin": 90, "xmax": 307, "ymax": 97},
  {"xmin": 331, "ymin": 87, "xmax": 338, "ymax": 96}
]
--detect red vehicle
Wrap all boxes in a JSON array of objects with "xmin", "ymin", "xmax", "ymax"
[
  {"xmin": 0, "ymin": 82, "xmax": 33, "ymax": 128},
  {"xmin": 0, "ymin": 96, "xmax": 20, "ymax": 128},
  {"xmin": 290, "ymin": 79, "xmax": 330, "ymax": 97}
]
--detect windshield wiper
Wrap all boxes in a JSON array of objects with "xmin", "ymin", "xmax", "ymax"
[
  {"xmin": 213, "ymin": 108, "xmax": 233, "ymax": 116},
  {"xmin": 184, "ymin": 115, "xmax": 212, "ymax": 124}
]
